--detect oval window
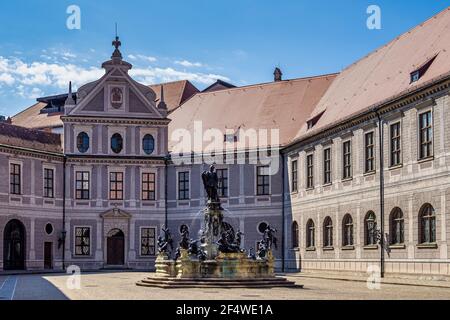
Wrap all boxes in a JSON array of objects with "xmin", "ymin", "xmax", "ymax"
[
  {"xmin": 45, "ymin": 223, "xmax": 54, "ymax": 235},
  {"xmin": 111, "ymin": 133, "xmax": 123, "ymax": 154},
  {"xmin": 142, "ymin": 134, "xmax": 155, "ymax": 155},
  {"xmin": 257, "ymin": 222, "xmax": 268, "ymax": 234},
  {"xmin": 77, "ymin": 132, "xmax": 89, "ymax": 153}
]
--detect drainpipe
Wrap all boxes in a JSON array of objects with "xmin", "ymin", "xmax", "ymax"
[
  {"xmin": 62, "ymin": 156, "xmax": 67, "ymax": 271},
  {"xmin": 375, "ymin": 111, "xmax": 385, "ymax": 278},
  {"xmin": 281, "ymin": 152, "xmax": 286, "ymax": 273},
  {"xmin": 164, "ymin": 156, "xmax": 169, "ymax": 228}
]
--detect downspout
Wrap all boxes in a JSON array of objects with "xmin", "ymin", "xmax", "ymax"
[
  {"xmin": 62, "ymin": 156, "xmax": 67, "ymax": 271},
  {"xmin": 375, "ymin": 111, "xmax": 385, "ymax": 278},
  {"xmin": 281, "ymin": 152, "xmax": 286, "ymax": 273},
  {"xmin": 164, "ymin": 156, "xmax": 169, "ymax": 228}
]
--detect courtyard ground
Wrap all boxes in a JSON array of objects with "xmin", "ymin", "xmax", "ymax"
[{"xmin": 0, "ymin": 271, "xmax": 449, "ymax": 300}]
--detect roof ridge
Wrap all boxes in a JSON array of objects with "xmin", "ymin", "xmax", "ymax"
[
  {"xmin": 148, "ymin": 79, "xmax": 188, "ymax": 87},
  {"xmin": 339, "ymin": 6, "xmax": 450, "ymax": 74},
  {"xmin": 12, "ymin": 101, "xmax": 44, "ymax": 118},
  {"xmin": 191, "ymin": 72, "xmax": 339, "ymax": 98}
]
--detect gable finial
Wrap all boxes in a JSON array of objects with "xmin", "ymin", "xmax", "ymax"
[
  {"xmin": 111, "ymin": 23, "xmax": 123, "ymax": 60},
  {"xmin": 158, "ymin": 85, "xmax": 167, "ymax": 110},
  {"xmin": 65, "ymin": 81, "xmax": 75, "ymax": 106}
]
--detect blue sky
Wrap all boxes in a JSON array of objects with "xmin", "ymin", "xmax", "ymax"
[{"xmin": 1, "ymin": 0, "xmax": 450, "ymax": 116}]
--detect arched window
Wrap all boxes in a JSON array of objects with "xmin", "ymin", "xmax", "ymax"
[
  {"xmin": 111, "ymin": 133, "xmax": 123, "ymax": 154},
  {"xmin": 390, "ymin": 208, "xmax": 404, "ymax": 245},
  {"xmin": 77, "ymin": 132, "xmax": 89, "ymax": 153},
  {"xmin": 142, "ymin": 134, "xmax": 155, "ymax": 155},
  {"xmin": 291, "ymin": 221, "xmax": 299, "ymax": 249},
  {"xmin": 365, "ymin": 211, "xmax": 377, "ymax": 245},
  {"xmin": 342, "ymin": 214, "xmax": 353, "ymax": 246},
  {"xmin": 306, "ymin": 219, "xmax": 315, "ymax": 248},
  {"xmin": 323, "ymin": 217, "xmax": 333, "ymax": 248},
  {"xmin": 419, "ymin": 204, "xmax": 436, "ymax": 244}
]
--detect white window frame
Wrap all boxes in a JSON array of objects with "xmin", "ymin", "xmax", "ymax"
[{"xmin": 9, "ymin": 160, "xmax": 23, "ymax": 196}]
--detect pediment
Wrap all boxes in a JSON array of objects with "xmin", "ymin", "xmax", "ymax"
[
  {"xmin": 67, "ymin": 66, "xmax": 163, "ymax": 119},
  {"xmin": 100, "ymin": 207, "xmax": 132, "ymax": 219}
]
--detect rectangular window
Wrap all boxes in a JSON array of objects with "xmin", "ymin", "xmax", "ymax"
[
  {"xmin": 343, "ymin": 140, "xmax": 352, "ymax": 179},
  {"xmin": 306, "ymin": 154, "xmax": 314, "ymax": 189},
  {"xmin": 44, "ymin": 168, "xmax": 54, "ymax": 198},
  {"xmin": 10, "ymin": 163, "xmax": 21, "ymax": 195},
  {"xmin": 216, "ymin": 168, "xmax": 228, "ymax": 198},
  {"xmin": 74, "ymin": 227, "xmax": 90, "ymax": 256},
  {"xmin": 419, "ymin": 111, "xmax": 433, "ymax": 159},
  {"xmin": 365, "ymin": 132, "xmax": 375, "ymax": 173},
  {"xmin": 75, "ymin": 171, "xmax": 90, "ymax": 200},
  {"xmin": 323, "ymin": 148, "xmax": 331, "ymax": 185},
  {"xmin": 291, "ymin": 160, "xmax": 298, "ymax": 192},
  {"xmin": 141, "ymin": 227, "xmax": 156, "ymax": 256},
  {"xmin": 256, "ymin": 166, "xmax": 270, "ymax": 196},
  {"xmin": 178, "ymin": 171, "xmax": 190, "ymax": 200},
  {"xmin": 110, "ymin": 172, "xmax": 124, "ymax": 200},
  {"xmin": 390, "ymin": 122, "xmax": 401, "ymax": 166},
  {"xmin": 142, "ymin": 173, "xmax": 156, "ymax": 201}
]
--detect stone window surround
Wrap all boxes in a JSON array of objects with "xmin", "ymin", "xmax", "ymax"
[
  {"xmin": 139, "ymin": 226, "xmax": 157, "ymax": 257},
  {"xmin": 255, "ymin": 165, "xmax": 271, "ymax": 196},
  {"xmin": 289, "ymin": 157, "xmax": 298, "ymax": 194},
  {"xmin": 107, "ymin": 126, "xmax": 127, "ymax": 156},
  {"xmin": 139, "ymin": 127, "xmax": 159, "ymax": 156},
  {"xmin": 416, "ymin": 106, "xmax": 434, "ymax": 161},
  {"xmin": 107, "ymin": 166, "xmax": 126, "ymax": 203},
  {"xmin": 42, "ymin": 163, "xmax": 56, "ymax": 199},
  {"xmin": 9, "ymin": 159, "xmax": 23, "ymax": 196},
  {"xmin": 73, "ymin": 125, "xmax": 93, "ymax": 155},
  {"xmin": 140, "ymin": 167, "xmax": 158, "ymax": 201},
  {"xmin": 73, "ymin": 225, "xmax": 92, "ymax": 257},
  {"xmin": 175, "ymin": 167, "xmax": 191, "ymax": 202},
  {"xmin": 389, "ymin": 119, "xmax": 403, "ymax": 168},
  {"xmin": 73, "ymin": 165, "xmax": 93, "ymax": 202}
]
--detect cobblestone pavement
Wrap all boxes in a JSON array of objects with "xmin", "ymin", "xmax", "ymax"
[{"xmin": 1, "ymin": 272, "xmax": 449, "ymax": 300}]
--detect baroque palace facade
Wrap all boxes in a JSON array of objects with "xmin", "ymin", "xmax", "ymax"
[{"xmin": 1, "ymin": 8, "xmax": 450, "ymax": 279}]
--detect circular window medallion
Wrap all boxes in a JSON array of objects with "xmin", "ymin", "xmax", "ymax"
[
  {"xmin": 142, "ymin": 134, "xmax": 155, "ymax": 155},
  {"xmin": 257, "ymin": 222, "xmax": 268, "ymax": 234},
  {"xmin": 111, "ymin": 133, "xmax": 123, "ymax": 154},
  {"xmin": 45, "ymin": 223, "xmax": 54, "ymax": 235}
]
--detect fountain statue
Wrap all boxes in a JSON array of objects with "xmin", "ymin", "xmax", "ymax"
[{"xmin": 137, "ymin": 165, "xmax": 299, "ymax": 288}]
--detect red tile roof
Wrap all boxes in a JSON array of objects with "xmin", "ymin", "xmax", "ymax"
[
  {"xmin": 149, "ymin": 80, "xmax": 199, "ymax": 113},
  {"xmin": 0, "ymin": 122, "xmax": 62, "ymax": 153},
  {"xmin": 292, "ymin": 7, "xmax": 450, "ymax": 144},
  {"xmin": 168, "ymin": 74, "xmax": 337, "ymax": 152}
]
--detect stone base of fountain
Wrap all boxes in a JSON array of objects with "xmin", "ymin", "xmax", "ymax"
[{"xmin": 137, "ymin": 250, "xmax": 300, "ymax": 289}]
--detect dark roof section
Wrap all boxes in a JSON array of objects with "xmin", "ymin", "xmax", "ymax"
[
  {"xmin": 0, "ymin": 122, "xmax": 63, "ymax": 154},
  {"xmin": 202, "ymin": 79, "xmax": 236, "ymax": 93}
]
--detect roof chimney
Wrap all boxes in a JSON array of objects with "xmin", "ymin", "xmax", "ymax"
[{"xmin": 274, "ymin": 67, "xmax": 283, "ymax": 82}]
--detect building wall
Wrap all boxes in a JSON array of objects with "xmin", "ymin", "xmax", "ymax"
[{"xmin": 285, "ymin": 91, "xmax": 450, "ymax": 279}]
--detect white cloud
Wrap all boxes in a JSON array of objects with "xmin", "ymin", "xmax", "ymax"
[
  {"xmin": 131, "ymin": 67, "xmax": 229, "ymax": 85},
  {"xmin": 0, "ymin": 55, "xmax": 229, "ymax": 101},
  {"xmin": 0, "ymin": 73, "xmax": 15, "ymax": 85},
  {"xmin": 175, "ymin": 60, "xmax": 203, "ymax": 68},
  {"xmin": 128, "ymin": 54, "xmax": 157, "ymax": 63}
]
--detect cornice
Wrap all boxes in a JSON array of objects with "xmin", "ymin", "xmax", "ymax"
[
  {"xmin": 0, "ymin": 144, "xmax": 64, "ymax": 161},
  {"xmin": 61, "ymin": 116, "xmax": 170, "ymax": 126}
]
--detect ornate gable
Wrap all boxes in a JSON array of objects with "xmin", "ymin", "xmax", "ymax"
[{"xmin": 65, "ymin": 37, "xmax": 167, "ymax": 119}]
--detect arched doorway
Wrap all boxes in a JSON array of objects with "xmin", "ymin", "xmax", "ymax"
[
  {"xmin": 107, "ymin": 229, "xmax": 125, "ymax": 265},
  {"xmin": 3, "ymin": 219, "xmax": 26, "ymax": 270}
]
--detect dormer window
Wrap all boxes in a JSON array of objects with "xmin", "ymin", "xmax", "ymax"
[
  {"xmin": 410, "ymin": 53, "xmax": 438, "ymax": 84},
  {"xmin": 307, "ymin": 111, "xmax": 325, "ymax": 130},
  {"xmin": 410, "ymin": 71, "xmax": 420, "ymax": 83}
]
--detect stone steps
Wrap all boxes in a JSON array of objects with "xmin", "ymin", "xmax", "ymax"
[{"xmin": 136, "ymin": 276, "xmax": 302, "ymax": 289}]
